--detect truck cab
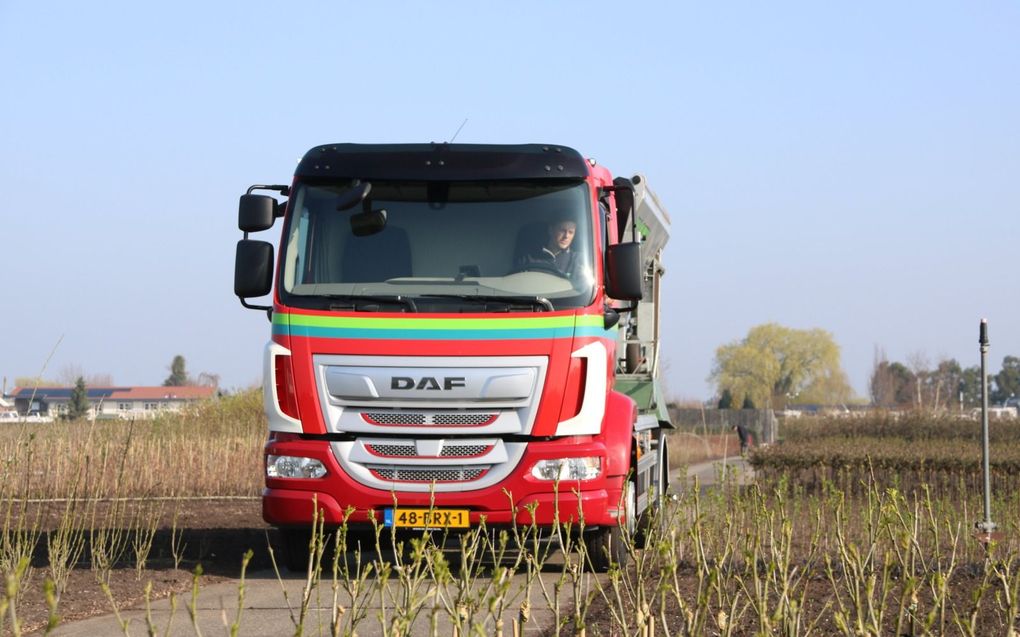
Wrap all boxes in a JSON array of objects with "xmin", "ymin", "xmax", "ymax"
[{"xmin": 235, "ymin": 143, "xmax": 670, "ymax": 571}]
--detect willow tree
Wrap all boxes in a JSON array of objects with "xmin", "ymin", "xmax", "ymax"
[{"xmin": 711, "ymin": 323, "xmax": 854, "ymax": 408}]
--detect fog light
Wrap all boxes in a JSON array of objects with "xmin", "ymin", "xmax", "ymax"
[
  {"xmin": 531, "ymin": 457, "xmax": 601, "ymax": 481},
  {"xmin": 267, "ymin": 455, "xmax": 327, "ymax": 479}
]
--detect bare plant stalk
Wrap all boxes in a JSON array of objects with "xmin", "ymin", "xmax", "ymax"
[
  {"xmin": 228, "ymin": 549, "xmax": 254, "ymax": 637},
  {"xmin": 332, "ymin": 509, "xmax": 376, "ymax": 636},
  {"xmin": 186, "ymin": 563, "xmax": 205, "ymax": 637},
  {"xmin": 142, "ymin": 579, "xmax": 157, "ymax": 637},
  {"xmin": 296, "ymin": 503, "xmax": 327, "ymax": 635},
  {"xmin": 133, "ymin": 501, "xmax": 164, "ymax": 579},
  {"xmin": 99, "ymin": 580, "xmax": 130, "ymax": 635},
  {"xmin": 170, "ymin": 502, "xmax": 187, "ymax": 571},
  {"xmin": 1, "ymin": 558, "xmax": 30, "ymax": 636}
]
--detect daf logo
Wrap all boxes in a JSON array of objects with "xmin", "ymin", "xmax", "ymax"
[{"xmin": 391, "ymin": 376, "xmax": 467, "ymax": 391}]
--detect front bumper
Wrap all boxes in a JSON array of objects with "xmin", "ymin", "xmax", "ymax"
[{"xmin": 262, "ymin": 436, "xmax": 626, "ymax": 528}]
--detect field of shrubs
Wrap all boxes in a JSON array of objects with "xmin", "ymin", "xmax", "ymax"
[
  {"xmin": 750, "ymin": 412, "xmax": 1020, "ymax": 496},
  {"xmin": 3, "ymin": 404, "xmax": 1020, "ymax": 635}
]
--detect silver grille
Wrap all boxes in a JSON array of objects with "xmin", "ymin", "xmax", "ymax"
[
  {"xmin": 433, "ymin": 413, "xmax": 493, "ymax": 426},
  {"xmin": 441, "ymin": 444, "xmax": 490, "ymax": 457},
  {"xmin": 372, "ymin": 466, "xmax": 487, "ymax": 482},
  {"xmin": 362, "ymin": 412, "xmax": 494, "ymax": 427},
  {"xmin": 364, "ymin": 412, "xmax": 426, "ymax": 425},
  {"xmin": 366, "ymin": 444, "xmax": 417, "ymax": 457}
]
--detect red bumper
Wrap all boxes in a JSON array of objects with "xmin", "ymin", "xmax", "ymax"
[{"xmin": 262, "ymin": 436, "xmax": 627, "ymax": 528}]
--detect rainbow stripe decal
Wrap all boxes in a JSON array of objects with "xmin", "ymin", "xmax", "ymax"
[{"xmin": 273, "ymin": 311, "xmax": 615, "ymax": 341}]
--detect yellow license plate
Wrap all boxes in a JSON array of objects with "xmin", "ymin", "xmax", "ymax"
[{"xmin": 386, "ymin": 508, "xmax": 470, "ymax": 528}]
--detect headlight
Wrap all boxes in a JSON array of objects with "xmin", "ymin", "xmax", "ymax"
[
  {"xmin": 531, "ymin": 457, "xmax": 601, "ymax": 481},
  {"xmin": 267, "ymin": 455, "xmax": 327, "ymax": 479}
]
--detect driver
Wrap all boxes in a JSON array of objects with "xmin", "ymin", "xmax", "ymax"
[{"xmin": 517, "ymin": 217, "xmax": 579, "ymax": 277}]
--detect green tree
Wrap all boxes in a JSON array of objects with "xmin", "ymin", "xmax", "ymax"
[
  {"xmin": 717, "ymin": 388, "xmax": 734, "ymax": 409},
  {"xmin": 870, "ymin": 360, "xmax": 916, "ymax": 408},
  {"xmin": 960, "ymin": 365, "xmax": 983, "ymax": 410},
  {"xmin": 993, "ymin": 356, "xmax": 1020, "ymax": 404},
  {"xmin": 711, "ymin": 323, "xmax": 854, "ymax": 408},
  {"xmin": 68, "ymin": 377, "xmax": 90, "ymax": 420},
  {"xmin": 163, "ymin": 355, "xmax": 190, "ymax": 387}
]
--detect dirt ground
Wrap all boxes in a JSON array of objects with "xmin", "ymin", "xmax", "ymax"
[
  {"xmin": 580, "ymin": 563, "xmax": 1004, "ymax": 636},
  {"xmin": 13, "ymin": 498, "xmax": 273, "ymax": 634}
]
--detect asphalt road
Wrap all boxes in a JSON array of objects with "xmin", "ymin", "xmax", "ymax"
[
  {"xmin": 683, "ymin": 455, "xmax": 755, "ymax": 488},
  {"xmin": 53, "ymin": 457, "xmax": 754, "ymax": 636}
]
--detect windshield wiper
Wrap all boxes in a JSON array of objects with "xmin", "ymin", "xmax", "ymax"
[
  {"xmin": 418, "ymin": 294, "xmax": 553, "ymax": 312},
  {"xmin": 323, "ymin": 294, "xmax": 418, "ymax": 312}
]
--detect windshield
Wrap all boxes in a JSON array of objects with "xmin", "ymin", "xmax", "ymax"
[{"xmin": 279, "ymin": 180, "xmax": 595, "ymax": 312}]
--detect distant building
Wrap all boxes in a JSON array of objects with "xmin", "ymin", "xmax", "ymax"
[
  {"xmin": 969, "ymin": 405, "xmax": 1018, "ymax": 420},
  {"xmin": 8, "ymin": 386, "xmax": 216, "ymax": 420}
]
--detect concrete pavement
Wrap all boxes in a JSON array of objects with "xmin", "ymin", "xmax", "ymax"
[{"xmin": 52, "ymin": 543, "xmax": 580, "ymax": 636}]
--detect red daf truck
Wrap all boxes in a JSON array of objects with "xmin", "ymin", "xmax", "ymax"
[{"xmin": 233, "ymin": 143, "xmax": 673, "ymax": 571}]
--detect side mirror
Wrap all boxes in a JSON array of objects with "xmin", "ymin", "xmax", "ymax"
[
  {"xmin": 239, "ymin": 195, "xmax": 278, "ymax": 232},
  {"xmin": 234, "ymin": 239, "xmax": 274, "ymax": 298},
  {"xmin": 605, "ymin": 242, "xmax": 643, "ymax": 301}
]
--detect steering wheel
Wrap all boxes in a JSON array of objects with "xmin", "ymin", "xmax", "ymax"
[{"xmin": 517, "ymin": 261, "xmax": 571, "ymax": 280}]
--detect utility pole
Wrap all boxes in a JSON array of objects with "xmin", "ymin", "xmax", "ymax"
[{"xmin": 976, "ymin": 319, "xmax": 997, "ymax": 538}]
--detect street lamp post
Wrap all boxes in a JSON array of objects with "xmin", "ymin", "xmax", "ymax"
[{"xmin": 976, "ymin": 319, "xmax": 997, "ymax": 537}]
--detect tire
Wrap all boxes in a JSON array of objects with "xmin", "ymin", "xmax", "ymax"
[
  {"xmin": 636, "ymin": 435, "xmax": 670, "ymax": 549},
  {"xmin": 625, "ymin": 343, "xmax": 642, "ymax": 373},
  {"xmin": 586, "ymin": 480, "xmax": 636, "ymax": 572},
  {"xmin": 280, "ymin": 528, "xmax": 312, "ymax": 573}
]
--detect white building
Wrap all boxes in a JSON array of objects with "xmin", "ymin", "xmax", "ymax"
[{"xmin": 7, "ymin": 385, "xmax": 216, "ymax": 419}]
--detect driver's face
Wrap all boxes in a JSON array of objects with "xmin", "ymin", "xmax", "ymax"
[{"xmin": 549, "ymin": 221, "xmax": 577, "ymax": 251}]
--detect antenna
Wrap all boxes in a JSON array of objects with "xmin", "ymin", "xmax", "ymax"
[{"xmin": 449, "ymin": 118, "xmax": 469, "ymax": 143}]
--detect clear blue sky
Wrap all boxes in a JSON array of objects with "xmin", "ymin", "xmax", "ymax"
[{"xmin": 2, "ymin": 1, "xmax": 1018, "ymax": 399}]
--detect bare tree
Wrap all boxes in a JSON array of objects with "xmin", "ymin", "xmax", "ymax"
[
  {"xmin": 928, "ymin": 358, "xmax": 963, "ymax": 412},
  {"xmin": 869, "ymin": 346, "xmax": 895, "ymax": 407},
  {"xmin": 869, "ymin": 349, "xmax": 917, "ymax": 409},
  {"xmin": 86, "ymin": 373, "xmax": 114, "ymax": 387},
  {"xmin": 58, "ymin": 364, "xmax": 114, "ymax": 387},
  {"xmin": 196, "ymin": 372, "xmax": 220, "ymax": 389},
  {"xmin": 58, "ymin": 363, "xmax": 85, "ymax": 386},
  {"xmin": 906, "ymin": 351, "xmax": 930, "ymax": 410}
]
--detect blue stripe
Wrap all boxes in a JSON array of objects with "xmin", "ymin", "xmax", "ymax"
[{"xmin": 575, "ymin": 326, "xmax": 618, "ymax": 339}]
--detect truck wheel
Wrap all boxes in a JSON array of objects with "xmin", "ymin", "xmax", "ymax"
[
  {"xmin": 585, "ymin": 480, "xmax": 635, "ymax": 572},
  {"xmin": 625, "ymin": 343, "xmax": 642, "ymax": 373},
  {"xmin": 280, "ymin": 528, "xmax": 312, "ymax": 573},
  {"xmin": 636, "ymin": 436, "xmax": 670, "ymax": 549}
]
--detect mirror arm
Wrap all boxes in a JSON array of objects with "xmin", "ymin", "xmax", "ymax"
[
  {"xmin": 238, "ymin": 296, "xmax": 273, "ymax": 321},
  {"xmin": 607, "ymin": 299, "xmax": 638, "ymax": 313},
  {"xmin": 246, "ymin": 184, "xmax": 290, "ymax": 196}
]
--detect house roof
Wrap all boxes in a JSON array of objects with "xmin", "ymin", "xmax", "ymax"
[
  {"xmin": 9, "ymin": 386, "xmax": 216, "ymax": 401},
  {"xmin": 110, "ymin": 387, "xmax": 216, "ymax": 400}
]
